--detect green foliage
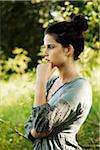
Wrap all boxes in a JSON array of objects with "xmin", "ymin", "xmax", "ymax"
[
  {"xmin": 0, "ymin": 1, "xmax": 43, "ymax": 68},
  {"xmin": 0, "ymin": 72, "xmax": 36, "ymax": 150},
  {"xmin": 0, "ymin": 48, "xmax": 31, "ymax": 79},
  {"xmin": 0, "ymin": 101, "xmax": 33, "ymax": 150},
  {"xmin": 36, "ymin": 1, "xmax": 80, "ymax": 28},
  {"xmin": 77, "ymin": 88, "xmax": 100, "ymax": 148},
  {"xmin": 0, "ymin": 1, "xmax": 99, "ymax": 149},
  {"xmin": 83, "ymin": 0, "xmax": 99, "ymax": 50},
  {"xmin": 7, "ymin": 48, "xmax": 31, "ymax": 74},
  {"xmin": 78, "ymin": 46, "xmax": 100, "ymax": 80}
]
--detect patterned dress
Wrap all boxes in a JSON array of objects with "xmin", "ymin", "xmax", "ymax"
[{"xmin": 25, "ymin": 76, "xmax": 92, "ymax": 150}]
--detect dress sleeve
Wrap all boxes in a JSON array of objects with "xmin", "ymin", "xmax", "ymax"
[
  {"xmin": 24, "ymin": 99, "xmax": 83, "ymax": 142},
  {"xmin": 24, "ymin": 103, "xmax": 51, "ymax": 140},
  {"xmin": 24, "ymin": 76, "xmax": 59, "ymax": 140}
]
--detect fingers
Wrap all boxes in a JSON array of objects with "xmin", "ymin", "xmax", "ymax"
[{"xmin": 31, "ymin": 129, "xmax": 52, "ymax": 138}]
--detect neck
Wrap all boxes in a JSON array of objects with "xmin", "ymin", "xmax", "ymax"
[{"xmin": 56, "ymin": 60, "xmax": 80, "ymax": 84}]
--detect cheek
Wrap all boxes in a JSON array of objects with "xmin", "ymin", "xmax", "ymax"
[{"xmin": 51, "ymin": 52, "xmax": 66, "ymax": 66}]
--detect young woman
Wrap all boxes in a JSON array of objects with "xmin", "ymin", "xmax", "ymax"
[{"xmin": 25, "ymin": 14, "xmax": 92, "ymax": 150}]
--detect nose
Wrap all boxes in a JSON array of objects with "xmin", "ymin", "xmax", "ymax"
[{"xmin": 43, "ymin": 48, "xmax": 49, "ymax": 57}]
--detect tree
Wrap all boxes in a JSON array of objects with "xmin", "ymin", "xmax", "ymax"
[{"xmin": 0, "ymin": 0, "xmax": 99, "ymax": 71}]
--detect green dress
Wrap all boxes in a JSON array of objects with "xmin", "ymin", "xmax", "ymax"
[{"xmin": 25, "ymin": 76, "xmax": 92, "ymax": 150}]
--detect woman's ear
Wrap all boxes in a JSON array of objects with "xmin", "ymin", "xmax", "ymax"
[{"xmin": 64, "ymin": 44, "xmax": 74, "ymax": 57}]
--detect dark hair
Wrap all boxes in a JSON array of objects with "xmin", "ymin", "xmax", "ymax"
[{"xmin": 45, "ymin": 14, "xmax": 88, "ymax": 60}]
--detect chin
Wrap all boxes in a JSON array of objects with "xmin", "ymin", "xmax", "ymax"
[{"xmin": 51, "ymin": 62, "xmax": 60, "ymax": 68}]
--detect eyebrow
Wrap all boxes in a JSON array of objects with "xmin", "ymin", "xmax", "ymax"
[{"xmin": 44, "ymin": 43, "xmax": 55, "ymax": 46}]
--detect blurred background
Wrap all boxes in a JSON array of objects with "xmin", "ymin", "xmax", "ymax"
[{"xmin": 0, "ymin": 0, "xmax": 99, "ymax": 149}]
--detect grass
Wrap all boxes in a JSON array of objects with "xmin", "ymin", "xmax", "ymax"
[
  {"xmin": 77, "ymin": 88, "xmax": 100, "ymax": 149},
  {"xmin": 0, "ymin": 72, "xmax": 99, "ymax": 150},
  {"xmin": 0, "ymin": 72, "xmax": 35, "ymax": 150}
]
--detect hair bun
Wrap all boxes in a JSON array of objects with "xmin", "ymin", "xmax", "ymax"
[{"xmin": 71, "ymin": 14, "xmax": 88, "ymax": 32}]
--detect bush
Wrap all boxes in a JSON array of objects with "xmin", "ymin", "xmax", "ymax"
[{"xmin": 0, "ymin": 48, "xmax": 31, "ymax": 79}]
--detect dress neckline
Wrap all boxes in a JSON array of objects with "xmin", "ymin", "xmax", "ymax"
[{"xmin": 47, "ymin": 76, "xmax": 83, "ymax": 101}]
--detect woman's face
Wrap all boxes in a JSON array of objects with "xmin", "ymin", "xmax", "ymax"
[{"xmin": 43, "ymin": 34, "xmax": 67, "ymax": 68}]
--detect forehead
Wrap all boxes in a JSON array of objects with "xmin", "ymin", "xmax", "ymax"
[{"xmin": 44, "ymin": 34, "xmax": 58, "ymax": 45}]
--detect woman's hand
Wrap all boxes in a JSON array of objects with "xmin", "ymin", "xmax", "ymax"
[
  {"xmin": 34, "ymin": 62, "xmax": 56, "ymax": 106},
  {"xmin": 31, "ymin": 128, "xmax": 52, "ymax": 138},
  {"xmin": 36, "ymin": 62, "xmax": 56, "ymax": 83}
]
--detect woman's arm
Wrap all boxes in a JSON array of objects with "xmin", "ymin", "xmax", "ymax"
[
  {"xmin": 31, "ymin": 63, "xmax": 55, "ymax": 138},
  {"xmin": 34, "ymin": 80, "xmax": 47, "ymax": 107},
  {"xmin": 34, "ymin": 63, "xmax": 56, "ymax": 107},
  {"xmin": 31, "ymin": 80, "xmax": 52, "ymax": 138}
]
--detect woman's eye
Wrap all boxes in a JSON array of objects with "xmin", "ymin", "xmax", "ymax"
[{"xmin": 48, "ymin": 45, "xmax": 54, "ymax": 49}]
